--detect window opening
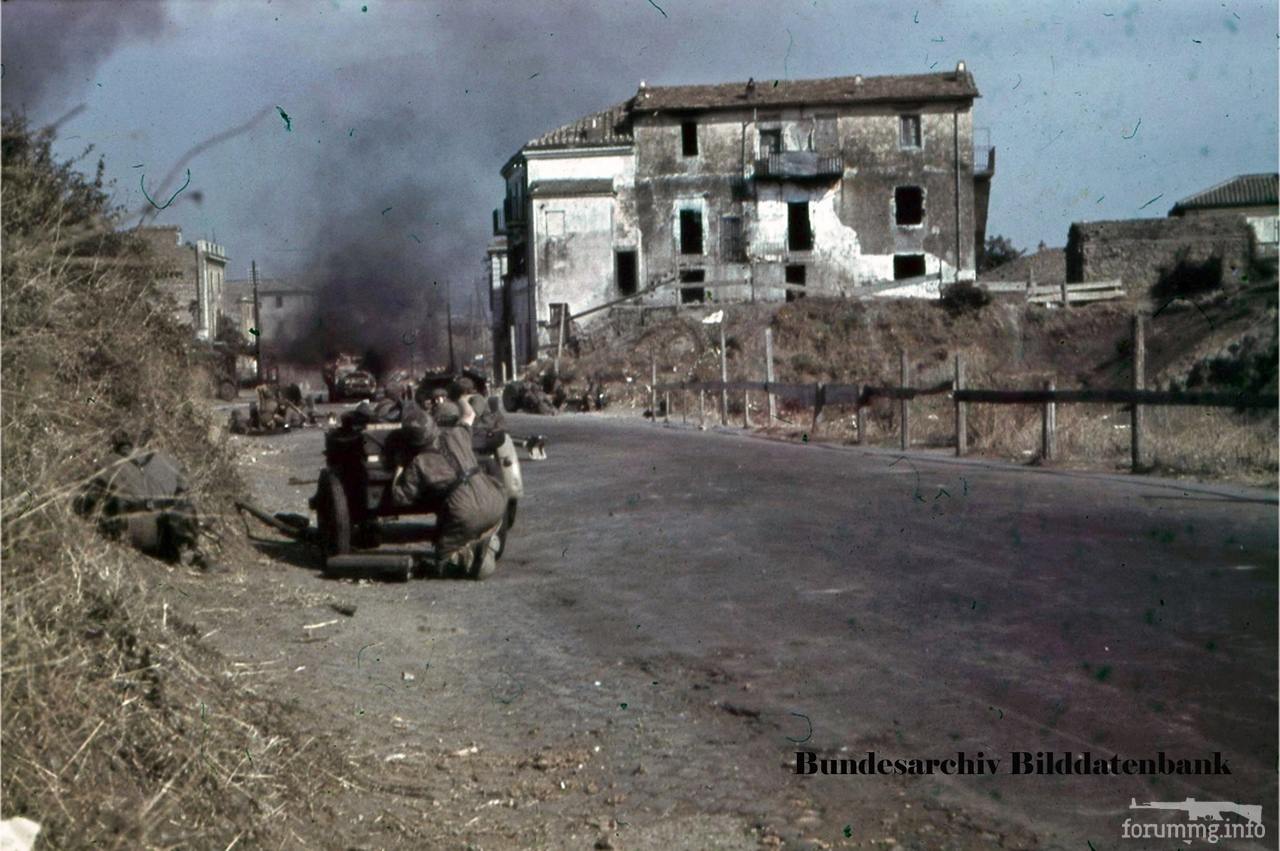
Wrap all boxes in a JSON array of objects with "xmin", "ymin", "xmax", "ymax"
[
  {"xmin": 787, "ymin": 202, "xmax": 813, "ymax": 251},
  {"xmin": 895, "ymin": 186, "xmax": 924, "ymax": 226}
]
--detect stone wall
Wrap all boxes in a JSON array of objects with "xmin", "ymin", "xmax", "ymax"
[{"xmin": 1066, "ymin": 213, "xmax": 1254, "ymax": 294}]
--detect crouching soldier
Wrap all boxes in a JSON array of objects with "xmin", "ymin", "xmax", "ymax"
[
  {"xmin": 77, "ymin": 430, "xmax": 218, "ymax": 571},
  {"xmin": 390, "ymin": 399, "xmax": 505, "ymax": 578}
]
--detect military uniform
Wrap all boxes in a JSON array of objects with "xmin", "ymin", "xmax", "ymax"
[
  {"xmin": 391, "ymin": 409, "xmax": 505, "ymax": 570},
  {"xmin": 80, "ymin": 439, "xmax": 205, "ymax": 566}
]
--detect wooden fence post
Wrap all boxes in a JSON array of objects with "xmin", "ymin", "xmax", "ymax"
[
  {"xmin": 900, "ymin": 350, "xmax": 910, "ymax": 451},
  {"xmin": 1042, "ymin": 378, "xmax": 1056, "ymax": 461},
  {"xmin": 719, "ymin": 322, "xmax": 729, "ymax": 426},
  {"xmin": 1132, "ymin": 314, "xmax": 1145, "ymax": 471},
  {"xmin": 765, "ymin": 328, "xmax": 776, "ymax": 425},
  {"xmin": 855, "ymin": 383, "xmax": 866, "ymax": 445},
  {"xmin": 699, "ymin": 389, "xmax": 706, "ymax": 428},
  {"xmin": 681, "ymin": 388, "xmax": 687, "ymax": 425},
  {"xmin": 650, "ymin": 353, "xmax": 657, "ymax": 425},
  {"xmin": 664, "ymin": 391, "xmax": 671, "ymax": 424},
  {"xmin": 743, "ymin": 390, "xmax": 751, "ymax": 428},
  {"xmin": 1060, "ymin": 279, "xmax": 1070, "ymax": 309},
  {"xmin": 954, "ymin": 354, "xmax": 967, "ymax": 457}
]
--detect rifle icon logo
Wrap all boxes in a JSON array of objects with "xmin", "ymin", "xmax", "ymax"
[{"xmin": 1130, "ymin": 798, "xmax": 1262, "ymax": 825}]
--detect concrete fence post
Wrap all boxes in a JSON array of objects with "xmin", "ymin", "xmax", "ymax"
[
  {"xmin": 1132, "ymin": 314, "xmax": 1145, "ymax": 471},
  {"xmin": 954, "ymin": 354, "xmax": 967, "ymax": 457},
  {"xmin": 1061, "ymin": 279, "xmax": 1070, "ymax": 309},
  {"xmin": 1042, "ymin": 378, "xmax": 1056, "ymax": 461},
  {"xmin": 699, "ymin": 389, "xmax": 706, "ymax": 428},
  {"xmin": 743, "ymin": 390, "xmax": 751, "ymax": 428},
  {"xmin": 719, "ymin": 322, "xmax": 729, "ymax": 426},
  {"xmin": 664, "ymin": 391, "xmax": 671, "ymax": 424},
  {"xmin": 900, "ymin": 350, "xmax": 911, "ymax": 451},
  {"xmin": 765, "ymin": 328, "xmax": 776, "ymax": 425}
]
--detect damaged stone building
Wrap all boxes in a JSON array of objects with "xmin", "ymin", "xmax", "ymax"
[
  {"xmin": 489, "ymin": 65, "xmax": 994, "ymax": 368},
  {"xmin": 136, "ymin": 226, "xmax": 229, "ymax": 341},
  {"xmin": 1066, "ymin": 173, "xmax": 1279, "ymax": 294}
]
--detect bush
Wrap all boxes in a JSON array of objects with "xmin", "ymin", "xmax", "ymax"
[
  {"xmin": 939, "ymin": 281, "xmax": 992, "ymax": 317},
  {"xmin": 1152, "ymin": 251, "xmax": 1223, "ymax": 301}
]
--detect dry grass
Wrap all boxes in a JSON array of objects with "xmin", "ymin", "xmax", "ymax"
[
  {"xmin": 557, "ymin": 294, "xmax": 1276, "ymax": 486},
  {"xmin": 2, "ymin": 119, "xmax": 349, "ymax": 847}
]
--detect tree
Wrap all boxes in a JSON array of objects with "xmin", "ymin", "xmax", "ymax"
[{"xmin": 980, "ymin": 234, "xmax": 1024, "ymax": 273}]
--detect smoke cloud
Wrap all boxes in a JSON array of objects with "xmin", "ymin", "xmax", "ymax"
[{"xmin": 1, "ymin": 0, "xmax": 173, "ymax": 115}]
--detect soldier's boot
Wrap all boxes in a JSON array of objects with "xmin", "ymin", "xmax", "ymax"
[{"xmin": 435, "ymin": 546, "xmax": 473, "ymax": 579}]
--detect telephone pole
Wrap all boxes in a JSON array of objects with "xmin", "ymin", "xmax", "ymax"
[{"xmin": 251, "ymin": 260, "xmax": 262, "ymax": 384}]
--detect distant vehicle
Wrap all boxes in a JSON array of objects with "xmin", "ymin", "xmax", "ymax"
[
  {"xmin": 324, "ymin": 354, "xmax": 377, "ymax": 402},
  {"xmin": 195, "ymin": 339, "xmax": 249, "ymax": 401}
]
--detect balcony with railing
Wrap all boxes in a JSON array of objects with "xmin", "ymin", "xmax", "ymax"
[
  {"xmin": 752, "ymin": 151, "xmax": 843, "ymax": 182},
  {"xmin": 974, "ymin": 145, "xmax": 995, "ymax": 177}
]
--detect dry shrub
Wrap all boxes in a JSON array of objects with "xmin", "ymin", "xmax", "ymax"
[{"xmin": 2, "ymin": 116, "xmax": 345, "ymax": 848}]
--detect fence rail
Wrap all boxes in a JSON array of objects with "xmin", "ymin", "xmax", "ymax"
[
  {"xmin": 980, "ymin": 279, "xmax": 1125, "ymax": 306},
  {"xmin": 643, "ymin": 313, "xmax": 1276, "ymax": 472}
]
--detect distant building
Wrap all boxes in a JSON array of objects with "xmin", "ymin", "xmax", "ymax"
[
  {"xmin": 223, "ymin": 275, "xmax": 317, "ymax": 371},
  {"xmin": 1067, "ymin": 173, "xmax": 1277, "ymax": 292},
  {"xmin": 1168, "ymin": 173, "xmax": 1278, "ymax": 218},
  {"xmin": 492, "ymin": 65, "xmax": 995, "ymax": 368},
  {"xmin": 136, "ymin": 227, "xmax": 229, "ymax": 341}
]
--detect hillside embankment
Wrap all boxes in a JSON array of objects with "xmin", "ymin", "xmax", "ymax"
[
  {"xmin": 548, "ymin": 280, "xmax": 1277, "ymax": 485},
  {"xmin": 1, "ymin": 117, "xmax": 392, "ymax": 848}
]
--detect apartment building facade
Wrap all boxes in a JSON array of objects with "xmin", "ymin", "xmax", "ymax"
[{"xmin": 492, "ymin": 65, "xmax": 993, "ymax": 368}]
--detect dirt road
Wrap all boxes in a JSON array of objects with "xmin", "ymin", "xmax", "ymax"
[{"xmin": 186, "ymin": 411, "xmax": 1276, "ymax": 850}]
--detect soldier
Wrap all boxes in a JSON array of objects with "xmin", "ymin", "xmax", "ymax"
[
  {"xmin": 392, "ymin": 399, "xmax": 505, "ymax": 577},
  {"xmin": 371, "ymin": 386, "xmax": 403, "ymax": 422},
  {"xmin": 78, "ymin": 430, "xmax": 218, "ymax": 571},
  {"xmin": 450, "ymin": 376, "xmax": 504, "ymax": 433}
]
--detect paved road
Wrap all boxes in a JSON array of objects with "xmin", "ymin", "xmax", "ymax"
[{"xmin": 233, "ymin": 411, "xmax": 1277, "ymax": 849}]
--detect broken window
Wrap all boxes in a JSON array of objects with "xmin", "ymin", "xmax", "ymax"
[
  {"xmin": 680, "ymin": 269, "xmax": 706, "ymax": 304},
  {"xmin": 759, "ymin": 128, "xmax": 782, "ymax": 156},
  {"xmin": 899, "ymin": 114, "xmax": 922, "ymax": 149},
  {"xmin": 616, "ymin": 250, "xmax": 638, "ymax": 296},
  {"xmin": 549, "ymin": 303, "xmax": 570, "ymax": 339},
  {"xmin": 893, "ymin": 254, "xmax": 927, "ymax": 280},
  {"xmin": 895, "ymin": 186, "xmax": 924, "ymax": 226},
  {"xmin": 679, "ymin": 208, "xmax": 703, "ymax": 255},
  {"xmin": 785, "ymin": 264, "xmax": 806, "ymax": 302},
  {"xmin": 814, "ymin": 115, "xmax": 837, "ymax": 153},
  {"xmin": 787, "ymin": 202, "xmax": 813, "ymax": 252},
  {"xmin": 681, "ymin": 121, "xmax": 698, "ymax": 157},
  {"xmin": 720, "ymin": 216, "xmax": 745, "ymax": 262}
]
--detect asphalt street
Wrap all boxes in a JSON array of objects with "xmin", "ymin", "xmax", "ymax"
[
  {"xmin": 235, "ymin": 411, "xmax": 1277, "ymax": 849},
  {"xmin": 505, "ymin": 414, "xmax": 1276, "ymax": 847}
]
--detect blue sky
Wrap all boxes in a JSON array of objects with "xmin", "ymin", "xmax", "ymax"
[{"xmin": 4, "ymin": 0, "xmax": 1277, "ymax": 294}]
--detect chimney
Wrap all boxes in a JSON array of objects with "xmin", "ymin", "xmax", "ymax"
[
  {"xmin": 955, "ymin": 60, "xmax": 966, "ymax": 74},
  {"xmin": 853, "ymin": 74, "xmax": 864, "ymax": 86}
]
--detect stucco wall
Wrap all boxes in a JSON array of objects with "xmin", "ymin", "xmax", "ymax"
[{"xmin": 631, "ymin": 101, "xmax": 974, "ymax": 305}]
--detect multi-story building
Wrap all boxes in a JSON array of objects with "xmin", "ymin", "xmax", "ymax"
[
  {"xmin": 136, "ymin": 226, "xmax": 229, "ymax": 341},
  {"xmin": 491, "ymin": 64, "xmax": 994, "ymax": 367}
]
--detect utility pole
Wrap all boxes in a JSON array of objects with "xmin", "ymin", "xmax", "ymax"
[
  {"xmin": 446, "ymin": 282, "xmax": 457, "ymax": 372},
  {"xmin": 251, "ymin": 260, "xmax": 262, "ymax": 384}
]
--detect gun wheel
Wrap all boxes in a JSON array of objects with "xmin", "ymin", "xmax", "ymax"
[{"xmin": 316, "ymin": 469, "xmax": 351, "ymax": 558}]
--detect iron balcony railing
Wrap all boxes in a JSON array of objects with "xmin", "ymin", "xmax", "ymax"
[{"xmin": 752, "ymin": 151, "xmax": 843, "ymax": 181}]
